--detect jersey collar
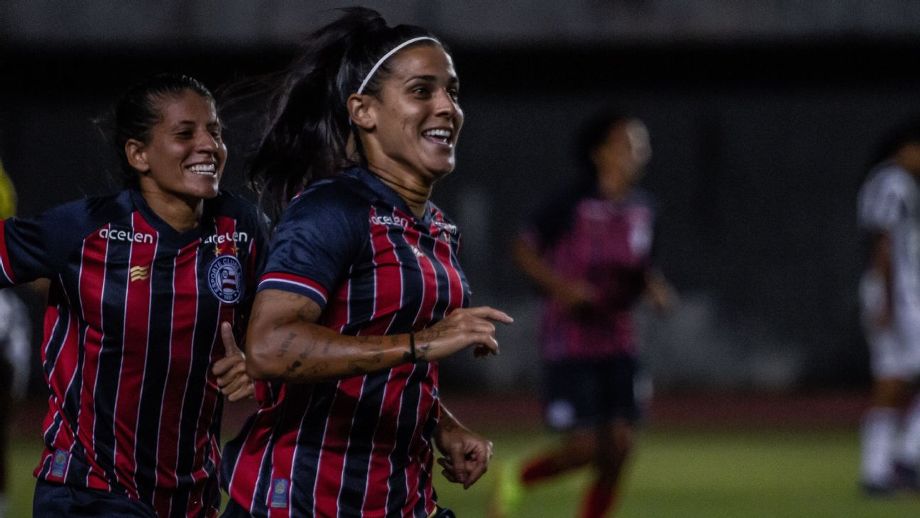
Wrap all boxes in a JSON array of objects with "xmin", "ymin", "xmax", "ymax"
[{"xmin": 344, "ymin": 167, "xmax": 435, "ymax": 226}]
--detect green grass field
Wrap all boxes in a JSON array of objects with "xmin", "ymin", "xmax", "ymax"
[
  {"xmin": 436, "ymin": 426, "xmax": 920, "ymax": 518},
  {"xmin": 7, "ymin": 426, "xmax": 919, "ymax": 517}
]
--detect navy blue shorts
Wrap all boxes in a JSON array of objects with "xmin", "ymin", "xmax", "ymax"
[
  {"xmin": 542, "ymin": 356, "xmax": 640, "ymax": 431},
  {"xmin": 33, "ymin": 479, "xmax": 157, "ymax": 517}
]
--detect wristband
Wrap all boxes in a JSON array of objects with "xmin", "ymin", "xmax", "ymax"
[{"xmin": 409, "ymin": 332, "xmax": 418, "ymax": 363}]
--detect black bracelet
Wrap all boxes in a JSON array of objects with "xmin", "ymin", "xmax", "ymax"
[{"xmin": 409, "ymin": 331, "xmax": 418, "ymax": 363}]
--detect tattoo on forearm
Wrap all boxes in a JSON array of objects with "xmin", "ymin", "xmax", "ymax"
[
  {"xmin": 268, "ymin": 319, "xmax": 420, "ymax": 380},
  {"xmin": 415, "ymin": 329, "xmax": 442, "ymax": 361},
  {"xmin": 277, "ymin": 332, "xmax": 296, "ymax": 357},
  {"xmin": 346, "ymin": 351, "xmax": 386, "ymax": 375},
  {"xmin": 285, "ymin": 360, "xmax": 302, "ymax": 374}
]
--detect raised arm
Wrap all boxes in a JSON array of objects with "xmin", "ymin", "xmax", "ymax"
[{"xmin": 245, "ymin": 289, "xmax": 513, "ymax": 383}]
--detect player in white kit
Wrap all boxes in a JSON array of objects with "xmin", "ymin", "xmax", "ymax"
[{"xmin": 857, "ymin": 122, "xmax": 920, "ymax": 494}]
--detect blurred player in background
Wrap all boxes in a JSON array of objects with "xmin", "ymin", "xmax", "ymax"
[
  {"xmin": 0, "ymin": 74, "xmax": 264, "ymax": 517},
  {"xmin": 0, "ymin": 158, "xmax": 32, "ymax": 518},
  {"xmin": 857, "ymin": 120, "xmax": 920, "ymax": 495},
  {"xmin": 495, "ymin": 111, "xmax": 675, "ymax": 518}
]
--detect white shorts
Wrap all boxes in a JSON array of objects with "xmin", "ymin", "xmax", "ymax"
[{"xmin": 860, "ymin": 272, "xmax": 920, "ymax": 379}]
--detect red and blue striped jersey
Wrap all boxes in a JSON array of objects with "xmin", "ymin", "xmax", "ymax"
[
  {"xmin": 0, "ymin": 189, "xmax": 265, "ymax": 517},
  {"xmin": 222, "ymin": 167, "xmax": 471, "ymax": 518},
  {"xmin": 521, "ymin": 190, "xmax": 657, "ymax": 360}
]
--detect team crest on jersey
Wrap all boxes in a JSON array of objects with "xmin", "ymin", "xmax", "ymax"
[
  {"xmin": 207, "ymin": 255, "xmax": 242, "ymax": 303},
  {"xmin": 270, "ymin": 478, "xmax": 289, "ymax": 508},
  {"xmin": 51, "ymin": 448, "xmax": 70, "ymax": 478}
]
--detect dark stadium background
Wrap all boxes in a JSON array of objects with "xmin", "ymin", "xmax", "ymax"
[{"xmin": 4, "ymin": 1, "xmax": 920, "ymax": 397}]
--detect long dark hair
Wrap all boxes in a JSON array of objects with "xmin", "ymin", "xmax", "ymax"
[
  {"xmin": 104, "ymin": 73, "xmax": 214, "ymax": 188},
  {"xmin": 248, "ymin": 7, "xmax": 443, "ymax": 223}
]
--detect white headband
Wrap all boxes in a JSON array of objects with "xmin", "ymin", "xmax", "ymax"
[{"xmin": 356, "ymin": 36, "xmax": 441, "ymax": 95}]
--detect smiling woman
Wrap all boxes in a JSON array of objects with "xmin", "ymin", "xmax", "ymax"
[
  {"xmin": 0, "ymin": 73, "xmax": 266, "ymax": 517},
  {"xmin": 219, "ymin": 7, "xmax": 511, "ymax": 518},
  {"xmin": 123, "ymin": 86, "xmax": 228, "ymax": 231},
  {"xmin": 350, "ymin": 43, "xmax": 464, "ymax": 190}
]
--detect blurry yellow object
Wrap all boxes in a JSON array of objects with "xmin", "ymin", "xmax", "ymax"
[{"xmin": 0, "ymin": 159, "xmax": 17, "ymax": 219}]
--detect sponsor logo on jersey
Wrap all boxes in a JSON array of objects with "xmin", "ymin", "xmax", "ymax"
[
  {"xmin": 370, "ymin": 214, "xmax": 410, "ymax": 228},
  {"xmin": 207, "ymin": 255, "xmax": 242, "ymax": 303},
  {"xmin": 129, "ymin": 265, "xmax": 150, "ymax": 282},
  {"xmin": 203, "ymin": 231, "xmax": 249, "ymax": 245},
  {"xmin": 98, "ymin": 228, "xmax": 155, "ymax": 244},
  {"xmin": 432, "ymin": 220, "xmax": 458, "ymax": 235}
]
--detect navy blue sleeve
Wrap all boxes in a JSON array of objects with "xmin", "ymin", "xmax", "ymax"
[
  {"xmin": 0, "ymin": 216, "xmax": 51, "ymax": 285},
  {"xmin": 0, "ymin": 201, "xmax": 87, "ymax": 285},
  {"xmin": 257, "ymin": 182, "xmax": 369, "ymax": 309},
  {"xmin": 0, "ymin": 195, "xmax": 129, "ymax": 286}
]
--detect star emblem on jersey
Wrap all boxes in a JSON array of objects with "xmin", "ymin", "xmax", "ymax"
[
  {"xmin": 207, "ymin": 255, "xmax": 243, "ymax": 303},
  {"xmin": 214, "ymin": 242, "xmax": 240, "ymax": 257},
  {"xmin": 129, "ymin": 265, "xmax": 150, "ymax": 282}
]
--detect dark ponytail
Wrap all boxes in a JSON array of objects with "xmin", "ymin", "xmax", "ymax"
[{"xmin": 249, "ymin": 7, "xmax": 442, "ymax": 223}]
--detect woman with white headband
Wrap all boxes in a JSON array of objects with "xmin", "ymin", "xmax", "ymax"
[{"xmin": 221, "ymin": 7, "xmax": 512, "ymax": 517}]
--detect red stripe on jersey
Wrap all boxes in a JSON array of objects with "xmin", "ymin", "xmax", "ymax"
[
  {"xmin": 421, "ymin": 397, "xmax": 440, "ymax": 510},
  {"xmin": 323, "ymin": 277, "xmax": 351, "ymax": 331},
  {"xmin": 401, "ymin": 217, "xmax": 447, "ymax": 516},
  {"xmin": 364, "ymin": 207, "xmax": 404, "ymax": 333},
  {"xmin": 113, "ymin": 213, "xmax": 158, "ymax": 498},
  {"xmin": 362, "ymin": 366, "xmax": 406, "ymax": 515},
  {"xmin": 426, "ymin": 222, "xmax": 463, "ymax": 473},
  {"xmin": 404, "ymin": 227, "xmax": 439, "ymax": 335},
  {"xmin": 153, "ymin": 241, "xmax": 199, "ymax": 516},
  {"xmin": 431, "ymin": 225, "xmax": 464, "ymax": 317},
  {"xmin": 227, "ymin": 397, "xmax": 280, "ymax": 513},
  {"xmin": 259, "ymin": 272, "xmax": 328, "ymax": 303},
  {"xmin": 361, "ymin": 207, "xmax": 406, "ymax": 515},
  {"xmin": 265, "ymin": 384, "xmax": 311, "ymax": 517},
  {"xmin": 400, "ymin": 363, "xmax": 433, "ymax": 516},
  {"xmin": 402, "ymin": 363, "xmax": 435, "ymax": 517},
  {"xmin": 371, "ymin": 207, "xmax": 403, "ymax": 327},
  {"xmin": 35, "ymin": 296, "xmax": 81, "ymax": 482},
  {"xmin": 76, "ymin": 226, "xmax": 111, "ymax": 491},
  {"xmin": 0, "ymin": 220, "xmax": 15, "ymax": 284},
  {"xmin": 313, "ymin": 377, "xmax": 364, "ymax": 516},
  {"xmin": 196, "ymin": 216, "xmax": 239, "ymax": 471}
]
